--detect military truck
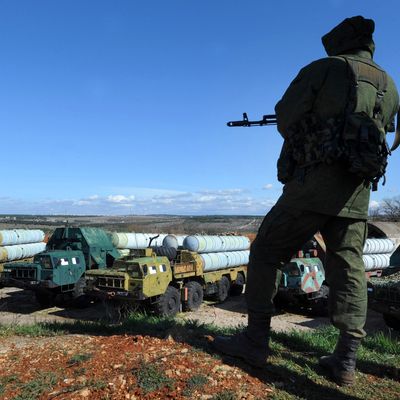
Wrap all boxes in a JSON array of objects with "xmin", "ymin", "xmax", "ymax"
[
  {"xmin": 368, "ymin": 269, "xmax": 400, "ymax": 330},
  {"xmin": 0, "ymin": 258, "xmax": 36, "ymax": 289},
  {"xmin": 274, "ymin": 255, "xmax": 328, "ymax": 315},
  {"xmin": 85, "ymin": 248, "xmax": 247, "ymax": 316},
  {"xmin": 1, "ymin": 227, "xmax": 121, "ymax": 307}
]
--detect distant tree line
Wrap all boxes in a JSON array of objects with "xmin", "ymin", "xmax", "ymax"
[{"xmin": 369, "ymin": 197, "xmax": 400, "ymax": 221}]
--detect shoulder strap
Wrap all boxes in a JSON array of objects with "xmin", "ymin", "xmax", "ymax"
[{"xmin": 340, "ymin": 56, "xmax": 388, "ymax": 120}]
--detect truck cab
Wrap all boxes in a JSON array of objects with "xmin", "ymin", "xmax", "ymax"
[
  {"xmin": 85, "ymin": 254, "xmax": 172, "ymax": 301},
  {"xmin": 1, "ymin": 227, "xmax": 121, "ymax": 307},
  {"xmin": 85, "ymin": 248, "xmax": 247, "ymax": 317},
  {"xmin": 2, "ymin": 250, "xmax": 85, "ymax": 289}
]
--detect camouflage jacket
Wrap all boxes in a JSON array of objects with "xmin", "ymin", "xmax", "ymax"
[{"xmin": 275, "ymin": 50, "xmax": 399, "ymax": 219}]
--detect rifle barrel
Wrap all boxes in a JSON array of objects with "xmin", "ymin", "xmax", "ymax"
[{"xmin": 227, "ymin": 114, "xmax": 277, "ymax": 127}]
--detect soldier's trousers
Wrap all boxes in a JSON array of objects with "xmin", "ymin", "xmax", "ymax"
[{"xmin": 246, "ymin": 205, "xmax": 368, "ymax": 338}]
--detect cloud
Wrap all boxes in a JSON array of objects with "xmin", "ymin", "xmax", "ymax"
[
  {"xmin": 107, "ymin": 195, "xmax": 135, "ymax": 203},
  {"xmin": 369, "ymin": 200, "xmax": 381, "ymax": 210},
  {"xmin": 0, "ymin": 189, "xmax": 277, "ymax": 216},
  {"xmin": 263, "ymin": 184, "xmax": 273, "ymax": 190}
]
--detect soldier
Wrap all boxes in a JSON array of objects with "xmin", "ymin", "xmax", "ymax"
[{"xmin": 213, "ymin": 16, "xmax": 399, "ymax": 386}]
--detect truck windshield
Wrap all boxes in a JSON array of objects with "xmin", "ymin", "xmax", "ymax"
[
  {"xmin": 34, "ymin": 255, "xmax": 53, "ymax": 269},
  {"xmin": 126, "ymin": 263, "xmax": 143, "ymax": 277}
]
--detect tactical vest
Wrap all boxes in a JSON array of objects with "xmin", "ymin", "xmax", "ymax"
[
  {"xmin": 341, "ymin": 56, "xmax": 389, "ymax": 191},
  {"xmin": 277, "ymin": 56, "xmax": 391, "ymax": 191}
]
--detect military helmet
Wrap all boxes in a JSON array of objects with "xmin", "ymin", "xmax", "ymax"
[{"xmin": 322, "ymin": 15, "xmax": 375, "ymax": 56}]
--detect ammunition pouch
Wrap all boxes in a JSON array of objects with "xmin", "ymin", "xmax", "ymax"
[
  {"xmin": 277, "ymin": 115, "xmax": 344, "ymax": 184},
  {"xmin": 277, "ymin": 56, "xmax": 391, "ymax": 191},
  {"xmin": 277, "ymin": 142, "xmax": 296, "ymax": 184},
  {"xmin": 342, "ymin": 112, "xmax": 389, "ymax": 190}
]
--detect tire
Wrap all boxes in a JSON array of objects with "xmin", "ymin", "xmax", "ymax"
[
  {"xmin": 310, "ymin": 284, "xmax": 329, "ymax": 316},
  {"xmin": 35, "ymin": 290, "xmax": 55, "ymax": 308},
  {"xmin": 154, "ymin": 286, "xmax": 181, "ymax": 317},
  {"xmin": 383, "ymin": 313, "xmax": 400, "ymax": 331},
  {"xmin": 72, "ymin": 277, "xmax": 90, "ymax": 308},
  {"xmin": 183, "ymin": 281, "xmax": 204, "ymax": 311},
  {"xmin": 229, "ymin": 272, "xmax": 245, "ymax": 296},
  {"xmin": 216, "ymin": 276, "xmax": 230, "ymax": 303}
]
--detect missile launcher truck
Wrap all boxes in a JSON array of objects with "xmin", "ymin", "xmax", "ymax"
[
  {"xmin": 274, "ymin": 238, "xmax": 328, "ymax": 314},
  {"xmin": 275, "ymin": 254, "xmax": 328, "ymax": 314},
  {"xmin": 0, "ymin": 227, "xmax": 121, "ymax": 307},
  {"xmin": 368, "ymin": 270, "xmax": 400, "ymax": 330},
  {"xmin": 85, "ymin": 248, "xmax": 247, "ymax": 317}
]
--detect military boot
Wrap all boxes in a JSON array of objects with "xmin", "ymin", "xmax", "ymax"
[
  {"xmin": 319, "ymin": 332, "xmax": 361, "ymax": 386},
  {"xmin": 212, "ymin": 312, "xmax": 271, "ymax": 368}
]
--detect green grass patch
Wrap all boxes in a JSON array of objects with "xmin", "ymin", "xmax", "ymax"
[
  {"xmin": 0, "ymin": 323, "xmax": 65, "ymax": 337},
  {"xmin": 13, "ymin": 371, "xmax": 57, "ymax": 400},
  {"xmin": 211, "ymin": 390, "xmax": 237, "ymax": 400},
  {"xmin": 183, "ymin": 373, "xmax": 208, "ymax": 396},
  {"xmin": 132, "ymin": 361, "xmax": 173, "ymax": 393},
  {"xmin": 73, "ymin": 367, "xmax": 86, "ymax": 377},
  {"xmin": 67, "ymin": 353, "xmax": 93, "ymax": 367},
  {"xmin": 0, "ymin": 311, "xmax": 239, "ymax": 339}
]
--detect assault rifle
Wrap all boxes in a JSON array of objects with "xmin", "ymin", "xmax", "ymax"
[{"xmin": 227, "ymin": 112, "xmax": 277, "ymax": 127}]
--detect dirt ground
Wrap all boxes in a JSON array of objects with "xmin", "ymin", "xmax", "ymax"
[
  {"xmin": 0, "ymin": 287, "xmax": 393, "ymax": 400},
  {"xmin": 0, "ymin": 286, "xmax": 389, "ymax": 335}
]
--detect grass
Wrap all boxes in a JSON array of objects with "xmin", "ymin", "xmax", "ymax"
[
  {"xmin": 13, "ymin": 371, "xmax": 57, "ymax": 400},
  {"xmin": 183, "ymin": 374, "xmax": 208, "ymax": 396},
  {"xmin": 67, "ymin": 353, "xmax": 93, "ymax": 367},
  {"xmin": 0, "ymin": 374, "xmax": 20, "ymax": 397},
  {"xmin": 211, "ymin": 390, "xmax": 238, "ymax": 400},
  {"xmin": 0, "ymin": 322, "xmax": 65, "ymax": 337},
  {"xmin": 132, "ymin": 360, "xmax": 174, "ymax": 393},
  {"xmin": 0, "ymin": 313, "xmax": 399, "ymax": 399}
]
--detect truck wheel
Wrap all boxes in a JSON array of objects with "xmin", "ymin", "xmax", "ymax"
[
  {"xmin": 383, "ymin": 313, "xmax": 400, "ymax": 331},
  {"xmin": 72, "ymin": 278, "xmax": 90, "ymax": 308},
  {"xmin": 310, "ymin": 284, "xmax": 329, "ymax": 316},
  {"xmin": 230, "ymin": 272, "xmax": 245, "ymax": 296},
  {"xmin": 183, "ymin": 281, "xmax": 203, "ymax": 311},
  {"xmin": 35, "ymin": 290, "xmax": 55, "ymax": 308},
  {"xmin": 216, "ymin": 276, "xmax": 230, "ymax": 303},
  {"xmin": 154, "ymin": 286, "xmax": 181, "ymax": 317}
]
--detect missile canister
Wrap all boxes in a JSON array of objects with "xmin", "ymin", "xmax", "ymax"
[
  {"xmin": 363, "ymin": 254, "xmax": 391, "ymax": 271},
  {"xmin": 183, "ymin": 235, "xmax": 250, "ymax": 253},
  {"xmin": 200, "ymin": 250, "xmax": 250, "ymax": 272},
  {"xmin": 162, "ymin": 235, "xmax": 187, "ymax": 249},
  {"xmin": 0, "ymin": 229, "xmax": 45, "ymax": 246},
  {"xmin": 0, "ymin": 242, "xmax": 46, "ymax": 262},
  {"xmin": 112, "ymin": 233, "xmax": 167, "ymax": 249},
  {"xmin": 363, "ymin": 238, "xmax": 395, "ymax": 254}
]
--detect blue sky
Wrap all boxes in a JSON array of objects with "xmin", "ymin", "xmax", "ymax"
[{"xmin": 1, "ymin": 0, "xmax": 399, "ymax": 215}]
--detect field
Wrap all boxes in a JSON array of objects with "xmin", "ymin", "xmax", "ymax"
[
  {"xmin": 0, "ymin": 215, "xmax": 399, "ymax": 399},
  {"xmin": 0, "ymin": 313, "xmax": 399, "ymax": 400},
  {"xmin": 0, "ymin": 214, "xmax": 262, "ymax": 236}
]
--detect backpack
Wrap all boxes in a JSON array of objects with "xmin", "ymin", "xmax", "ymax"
[{"xmin": 340, "ymin": 56, "xmax": 390, "ymax": 191}]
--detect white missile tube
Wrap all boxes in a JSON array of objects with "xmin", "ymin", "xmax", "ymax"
[
  {"xmin": 162, "ymin": 235, "xmax": 187, "ymax": 249},
  {"xmin": 363, "ymin": 254, "xmax": 391, "ymax": 271},
  {"xmin": 0, "ymin": 242, "xmax": 46, "ymax": 262},
  {"xmin": 183, "ymin": 235, "xmax": 250, "ymax": 253},
  {"xmin": 112, "ymin": 233, "xmax": 167, "ymax": 249},
  {"xmin": 0, "ymin": 229, "xmax": 45, "ymax": 246},
  {"xmin": 200, "ymin": 250, "xmax": 250, "ymax": 272},
  {"xmin": 363, "ymin": 238, "xmax": 396, "ymax": 254}
]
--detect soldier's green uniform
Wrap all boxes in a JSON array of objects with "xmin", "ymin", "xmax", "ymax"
[
  {"xmin": 247, "ymin": 49, "xmax": 399, "ymax": 338},
  {"xmin": 214, "ymin": 16, "xmax": 399, "ymax": 386}
]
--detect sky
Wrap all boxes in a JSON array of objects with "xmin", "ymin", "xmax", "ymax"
[{"xmin": 1, "ymin": 0, "xmax": 399, "ymax": 215}]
